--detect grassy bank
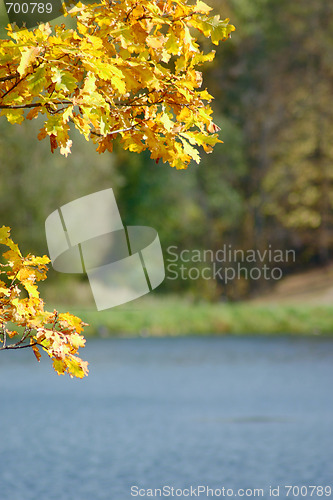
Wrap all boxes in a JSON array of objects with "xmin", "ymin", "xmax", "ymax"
[{"xmin": 53, "ymin": 296, "xmax": 333, "ymax": 337}]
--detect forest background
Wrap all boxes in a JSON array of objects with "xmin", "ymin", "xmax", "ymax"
[{"xmin": 0, "ymin": 0, "xmax": 332, "ymax": 335}]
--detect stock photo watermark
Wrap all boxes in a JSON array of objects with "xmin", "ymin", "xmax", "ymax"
[
  {"xmin": 165, "ymin": 245, "xmax": 296, "ymax": 283},
  {"xmin": 130, "ymin": 484, "xmax": 332, "ymax": 497},
  {"xmin": 45, "ymin": 188, "xmax": 165, "ymax": 310},
  {"xmin": 44, "ymin": 189, "xmax": 297, "ymax": 308},
  {"xmin": 1, "ymin": 0, "xmax": 95, "ymax": 30}
]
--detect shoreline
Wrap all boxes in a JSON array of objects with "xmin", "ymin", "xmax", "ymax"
[{"xmin": 51, "ymin": 298, "xmax": 333, "ymax": 338}]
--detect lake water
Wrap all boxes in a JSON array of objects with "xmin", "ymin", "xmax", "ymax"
[{"xmin": 0, "ymin": 336, "xmax": 332, "ymax": 499}]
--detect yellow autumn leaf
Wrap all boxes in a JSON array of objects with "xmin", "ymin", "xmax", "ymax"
[
  {"xmin": 159, "ymin": 112, "xmax": 174, "ymax": 132},
  {"xmin": 194, "ymin": 0, "xmax": 212, "ymax": 14},
  {"xmin": 53, "ymin": 357, "xmax": 67, "ymax": 375},
  {"xmin": 0, "ymin": 109, "xmax": 25, "ymax": 125},
  {"xmin": 18, "ymin": 46, "xmax": 41, "ymax": 77},
  {"xmin": 24, "ymin": 282, "xmax": 40, "ymax": 299},
  {"xmin": 0, "ymin": 226, "xmax": 10, "ymax": 244},
  {"xmin": 3, "ymin": 249, "xmax": 23, "ymax": 272},
  {"xmin": 25, "ymin": 254, "xmax": 50, "ymax": 266},
  {"xmin": 146, "ymin": 36, "xmax": 164, "ymax": 49},
  {"xmin": 58, "ymin": 312, "xmax": 86, "ymax": 333},
  {"xmin": 69, "ymin": 333, "xmax": 86, "ymax": 350},
  {"xmin": 65, "ymin": 355, "xmax": 89, "ymax": 378},
  {"xmin": 0, "ymin": 286, "xmax": 10, "ymax": 297}
]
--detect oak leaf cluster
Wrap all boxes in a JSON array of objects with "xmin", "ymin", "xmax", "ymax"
[
  {"xmin": 0, "ymin": 226, "xmax": 88, "ymax": 378},
  {"xmin": 0, "ymin": 0, "xmax": 234, "ymax": 168}
]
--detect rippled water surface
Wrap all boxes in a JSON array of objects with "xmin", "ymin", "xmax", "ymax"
[{"xmin": 0, "ymin": 336, "xmax": 332, "ymax": 499}]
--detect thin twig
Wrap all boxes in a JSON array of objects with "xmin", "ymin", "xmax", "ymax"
[
  {"xmin": 14, "ymin": 326, "xmax": 31, "ymax": 347},
  {"xmin": 90, "ymin": 124, "xmax": 139, "ymax": 137},
  {"xmin": 0, "ymin": 100, "xmax": 72, "ymax": 109},
  {"xmin": 0, "ymin": 73, "xmax": 19, "ymax": 82},
  {"xmin": 0, "ymin": 341, "xmax": 43, "ymax": 351}
]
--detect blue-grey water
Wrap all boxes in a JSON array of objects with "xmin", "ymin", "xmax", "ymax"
[{"xmin": 0, "ymin": 336, "xmax": 332, "ymax": 500}]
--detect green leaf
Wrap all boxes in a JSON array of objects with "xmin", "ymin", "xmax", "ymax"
[
  {"xmin": 27, "ymin": 66, "xmax": 46, "ymax": 93},
  {"xmin": 0, "ymin": 108, "xmax": 25, "ymax": 124}
]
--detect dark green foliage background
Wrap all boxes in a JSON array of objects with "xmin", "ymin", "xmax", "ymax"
[{"xmin": 1, "ymin": 0, "xmax": 332, "ymax": 302}]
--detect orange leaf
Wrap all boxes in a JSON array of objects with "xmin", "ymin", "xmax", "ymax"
[
  {"xmin": 26, "ymin": 107, "xmax": 40, "ymax": 120},
  {"xmin": 31, "ymin": 341, "xmax": 42, "ymax": 362},
  {"xmin": 50, "ymin": 134, "xmax": 58, "ymax": 153}
]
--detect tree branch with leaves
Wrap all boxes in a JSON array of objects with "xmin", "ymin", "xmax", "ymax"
[
  {"xmin": 0, "ymin": 0, "xmax": 234, "ymax": 377},
  {"xmin": 0, "ymin": 0, "xmax": 234, "ymax": 167},
  {"xmin": 0, "ymin": 226, "xmax": 88, "ymax": 378}
]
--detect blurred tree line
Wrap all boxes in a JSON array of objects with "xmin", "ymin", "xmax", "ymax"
[{"xmin": 0, "ymin": 0, "xmax": 332, "ymax": 302}]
